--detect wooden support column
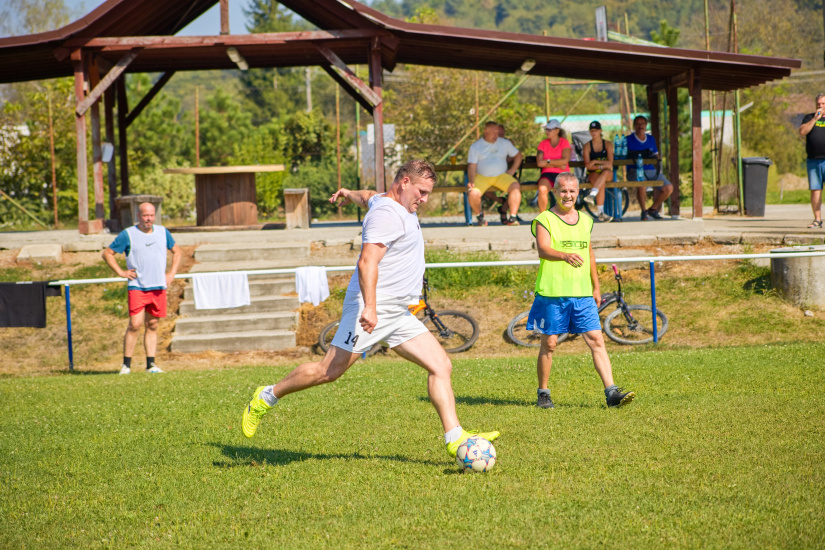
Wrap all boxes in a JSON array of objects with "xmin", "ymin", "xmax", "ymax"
[
  {"xmin": 691, "ymin": 71, "xmax": 704, "ymax": 219},
  {"xmin": 647, "ymin": 86, "xmax": 660, "ymax": 151},
  {"xmin": 104, "ymin": 86, "xmax": 118, "ymax": 224},
  {"xmin": 88, "ymin": 56, "xmax": 106, "ymax": 222},
  {"xmin": 667, "ymin": 85, "xmax": 680, "ymax": 217},
  {"xmin": 116, "ymin": 75, "xmax": 130, "ymax": 196},
  {"xmin": 71, "ymin": 49, "xmax": 101, "ymax": 234},
  {"xmin": 369, "ymin": 38, "xmax": 385, "ymax": 192}
]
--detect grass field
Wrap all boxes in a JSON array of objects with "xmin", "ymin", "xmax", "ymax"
[{"xmin": 2, "ymin": 342, "xmax": 824, "ymax": 548}]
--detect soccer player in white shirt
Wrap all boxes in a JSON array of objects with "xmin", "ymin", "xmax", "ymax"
[{"xmin": 241, "ymin": 159, "xmax": 499, "ymax": 458}]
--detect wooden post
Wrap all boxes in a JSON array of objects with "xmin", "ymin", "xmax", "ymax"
[
  {"xmin": 89, "ymin": 57, "xmax": 106, "ymax": 222},
  {"xmin": 220, "ymin": 0, "xmax": 229, "ymax": 35},
  {"xmin": 104, "ymin": 86, "xmax": 117, "ymax": 223},
  {"xmin": 72, "ymin": 50, "xmax": 91, "ymax": 234},
  {"xmin": 48, "ymin": 95, "xmax": 58, "ymax": 227},
  {"xmin": 369, "ymin": 38, "xmax": 385, "ymax": 192},
  {"xmin": 667, "ymin": 84, "xmax": 680, "ymax": 217},
  {"xmin": 116, "ymin": 75, "xmax": 130, "ymax": 196},
  {"xmin": 648, "ymin": 86, "xmax": 660, "ymax": 149},
  {"xmin": 691, "ymin": 71, "xmax": 703, "ymax": 219},
  {"xmin": 195, "ymin": 85, "xmax": 200, "ymax": 167}
]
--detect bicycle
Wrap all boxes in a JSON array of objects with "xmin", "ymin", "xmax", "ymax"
[
  {"xmin": 318, "ymin": 276, "xmax": 480, "ymax": 355},
  {"xmin": 506, "ymin": 264, "xmax": 668, "ymax": 347}
]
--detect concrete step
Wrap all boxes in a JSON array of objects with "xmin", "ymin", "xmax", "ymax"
[
  {"xmin": 175, "ymin": 312, "xmax": 298, "ymax": 336},
  {"xmin": 183, "ymin": 277, "xmax": 295, "ymax": 300},
  {"xmin": 188, "ymin": 258, "xmax": 311, "ymax": 273},
  {"xmin": 179, "ymin": 295, "xmax": 299, "ymax": 316},
  {"xmin": 194, "ymin": 242, "xmax": 310, "ymax": 263},
  {"xmin": 170, "ymin": 330, "xmax": 296, "ymax": 353}
]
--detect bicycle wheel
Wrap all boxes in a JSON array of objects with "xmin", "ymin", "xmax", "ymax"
[
  {"xmin": 506, "ymin": 311, "xmax": 569, "ymax": 347},
  {"xmin": 582, "ymin": 188, "xmax": 630, "ymax": 218},
  {"xmin": 318, "ymin": 320, "xmax": 383, "ymax": 356},
  {"xmin": 603, "ymin": 305, "xmax": 668, "ymax": 345},
  {"xmin": 423, "ymin": 310, "xmax": 479, "ymax": 353}
]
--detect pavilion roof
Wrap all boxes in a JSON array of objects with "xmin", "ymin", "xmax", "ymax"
[{"xmin": 0, "ymin": 0, "xmax": 800, "ymax": 91}]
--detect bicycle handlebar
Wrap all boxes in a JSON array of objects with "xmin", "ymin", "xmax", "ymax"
[{"xmin": 612, "ymin": 264, "xmax": 618, "ymax": 275}]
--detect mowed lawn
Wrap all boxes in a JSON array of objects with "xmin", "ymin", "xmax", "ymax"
[{"xmin": 2, "ymin": 343, "xmax": 823, "ymax": 548}]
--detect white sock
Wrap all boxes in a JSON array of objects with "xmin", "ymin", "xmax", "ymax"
[
  {"xmin": 444, "ymin": 425, "xmax": 463, "ymax": 444},
  {"xmin": 262, "ymin": 385, "xmax": 279, "ymax": 406},
  {"xmin": 589, "ymin": 189, "xmax": 598, "ymax": 196},
  {"xmin": 597, "ymin": 205, "xmax": 604, "ymax": 214}
]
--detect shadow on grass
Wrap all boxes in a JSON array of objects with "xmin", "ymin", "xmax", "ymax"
[
  {"xmin": 417, "ymin": 395, "xmax": 527, "ymax": 406},
  {"xmin": 210, "ymin": 443, "xmax": 445, "ymax": 468}
]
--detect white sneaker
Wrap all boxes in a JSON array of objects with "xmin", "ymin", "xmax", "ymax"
[
  {"xmin": 119, "ymin": 365, "xmax": 131, "ymax": 375},
  {"xmin": 147, "ymin": 364, "xmax": 165, "ymax": 374},
  {"xmin": 597, "ymin": 212, "xmax": 614, "ymax": 223},
  {"xmin": 583, "ymin": 191, "xmax": 597, "ymax": 205}
]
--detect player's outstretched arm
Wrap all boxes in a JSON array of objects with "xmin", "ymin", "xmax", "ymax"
[{"xmin": 330, "ymin": 188, "xmax": 376, "ymax": 209}]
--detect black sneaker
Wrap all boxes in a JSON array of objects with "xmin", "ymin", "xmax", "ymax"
[
  {"xmin": 503, "ymin": 216, "xmax": 520, "ymax": 226},
  {"xmin": 537, "ymin": 392, "xmax": 554, "ymax": 409},
  {"xmin": 606, "ymin": 387, "xmax": 635, "ymax": 408},
  {"xmin": 476, "ymin": 214, "xmax": 488, "ymax": 227},
  {"xmin": 498, "ymin": 203, "xmax": 508, "ymax": 224},
  {"xmin": 646, "ymin": 208, "xmax": 663, "ymax": 220},
  {"xmin": 640, "ymin": 209, "xmax": 649, "ymax": 221}
]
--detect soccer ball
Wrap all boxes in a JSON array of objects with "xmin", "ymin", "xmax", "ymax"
[{"xmin": 456, "ymin": 436, "xmax": 496, "ymax": 473}]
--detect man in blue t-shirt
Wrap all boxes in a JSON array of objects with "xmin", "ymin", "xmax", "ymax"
[
  {"xmin": 798, "ymin": 93, "xmax": 825, "ymax": 228},
  {"xmin": 625, "ymin": 115, "xmax": 674, "ymax": 220},
  {"xmin": 102, "ymin": 202, "xmax": 181, "ymax": 374}
]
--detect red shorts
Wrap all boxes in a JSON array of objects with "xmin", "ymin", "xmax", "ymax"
[{"xmin": 128, "ymin": 289, "xmax": 167, "ymax": 318}]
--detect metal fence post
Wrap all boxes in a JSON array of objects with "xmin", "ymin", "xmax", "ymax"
[{"xmin": 65, "ymin": 284, "xmax": 74, "ymax": 370}]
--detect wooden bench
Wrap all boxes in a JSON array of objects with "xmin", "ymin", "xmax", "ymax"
[{"xmin": 433, "ymin": 161, "xmax": 666, "ymax": 224}]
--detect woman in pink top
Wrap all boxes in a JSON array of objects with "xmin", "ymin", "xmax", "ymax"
[{"xmin": 535, "ymin": 119, "xmax": 571, "ymax": 211}]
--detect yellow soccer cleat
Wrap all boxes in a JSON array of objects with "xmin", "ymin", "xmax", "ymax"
[
  {"xmin": 242, "ymin": 386, "xmax": 273, "ymax": 438},
  {"xmin": 446, "ymin": 429, "xmax": 500, "ymax": 457}
]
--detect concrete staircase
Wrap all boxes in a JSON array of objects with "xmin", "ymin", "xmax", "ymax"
[{"xmin": 171, "ymin": 242, "xmax": 310, "ymax": 353}]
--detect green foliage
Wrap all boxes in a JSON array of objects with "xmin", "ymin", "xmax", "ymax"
[
  {"xmin": 740, "ymin": 85, "xmax": 806, "ymax": 175},
  {"xmin": 282, "ymin": 155, "xmax": 357, "ymax": 217},
  {"xmin": 198, "ymin": 87, "xmax": 255, "ymax": 166},
  {"xmin": 423, "ymin": 250, "xmax": 535, "ymax": 296},
  {"xmin": 0, "ymin": 78, "xmax": 78, "ymax": 227},
  {"xmin": 129, "ymin": 160, "xmax": 196, "ymax": 221},
  {"xmin": 228, "ymin": 123, "xmax": 288, "ymax": 216}
]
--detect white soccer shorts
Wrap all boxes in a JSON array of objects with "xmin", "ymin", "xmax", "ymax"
[{"xmin": 330, "ymin": 293, "xmax": 428, "ymax": 353}]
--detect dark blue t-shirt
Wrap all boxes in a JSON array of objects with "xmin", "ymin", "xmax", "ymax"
[{"xmin": 625, "ymin": 133, "xmax": 659, "ymax": 172}]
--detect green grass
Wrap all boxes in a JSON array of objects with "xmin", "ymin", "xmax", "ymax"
[{"xmin": 2, "ymin": 343, "xmax": 824, "ymax": 548}]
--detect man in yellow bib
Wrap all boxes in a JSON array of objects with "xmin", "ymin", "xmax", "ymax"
[{"xmin": 527, "ymin": 172, "xmax": 635, "ymax": 409}]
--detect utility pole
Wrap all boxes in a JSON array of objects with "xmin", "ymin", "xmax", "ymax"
[{"xmin": 305, "ymin": 67, "xmax": 312, "ymax": 112}]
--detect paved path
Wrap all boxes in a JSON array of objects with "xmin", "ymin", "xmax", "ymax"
[{"xmin": 1, "ymin": 204, "xmax": 823, "ymax": 254}]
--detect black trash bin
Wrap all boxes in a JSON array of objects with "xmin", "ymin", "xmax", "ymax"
[{"xmin": 741, "ymin": 157, "xmax": 773, "ymax": 217}]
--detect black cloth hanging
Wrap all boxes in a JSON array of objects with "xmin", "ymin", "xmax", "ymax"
[{"xmin": 0, "ymin": 281, "xmax": 59, "ymax": 328}]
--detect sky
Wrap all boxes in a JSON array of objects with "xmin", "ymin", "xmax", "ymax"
[{"xmin": 63, "ymin": 0, "xmax": 250, "ymax": 35}]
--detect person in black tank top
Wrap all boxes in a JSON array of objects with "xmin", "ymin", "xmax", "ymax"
[
  {"xmin": 582, "ymin": 121, "xmax": 614, "ymax": 222},
  {"xmin": 799, "ymin": 93, "xmax": 825, "ymax": 228}
]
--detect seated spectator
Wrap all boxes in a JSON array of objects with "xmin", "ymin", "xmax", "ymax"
[
  {"xmin": 535, "ymin": 119, "xmax": 571, "ymax": 211},
  {"xmin": 625, "ymin": 115, "xmax": 674, "ymax": 220},
  {"xmin": 581, "ymin": 121, "xmax": 614, "ymax": 222},
  {"xmin": 467, "ymin": 121, "xmax": 522, "ymax": 226}
]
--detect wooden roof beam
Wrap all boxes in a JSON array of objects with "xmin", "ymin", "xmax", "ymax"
[
  {"xmin": 62, "ymin": 29, "xmax": 390, "ymax": 51},
  {"xmin": 76, "ymin": 49, "xmax": 139, "ymax": 117},
  {"xmin": 315, "ymin": 44, "xmax": 381, "ymax": 114}
]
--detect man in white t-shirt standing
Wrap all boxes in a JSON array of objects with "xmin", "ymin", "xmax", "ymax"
[
  {"xmin": 241, "ymin": 159, "xmax": 499, "ymax": 458},
  {"xmin": 467, "ymin": 121, "xmax": 523, "ymax": 226}
]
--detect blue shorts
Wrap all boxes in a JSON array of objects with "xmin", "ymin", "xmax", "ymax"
[
  {"xmin": 526, "ymin": 295, "xmax": 601, "ymax": 335},
  {"xmin": 806, "ymin": 159, "xmax": 825, "ymax": 191}
]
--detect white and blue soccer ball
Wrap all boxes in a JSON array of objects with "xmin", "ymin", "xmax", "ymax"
[{"xmin": 456, "ymin": 436, "xmax": 496, "ymax": 473}]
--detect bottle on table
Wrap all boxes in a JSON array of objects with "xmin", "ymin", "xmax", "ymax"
[{"xmin": 635, "ymin": 154, "xmax": 644, "ymax": 181}]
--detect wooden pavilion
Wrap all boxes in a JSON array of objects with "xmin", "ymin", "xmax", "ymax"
[{"xmin": 0, "ymin": 0, "xmax": 801, "ymax": 233}]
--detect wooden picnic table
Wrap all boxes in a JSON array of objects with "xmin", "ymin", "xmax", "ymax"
[{"xmin": 164, "ymin": 165, "xmax": 284, "ymax": 227}]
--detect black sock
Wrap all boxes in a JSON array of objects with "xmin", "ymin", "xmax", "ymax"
[
  {"xmin": 123, "ymin": 357, "xmax": 132, "ymax": 368},
  {"xmin": 147, "ymin": 357, "xmax": 155, "ymax": 369}
]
